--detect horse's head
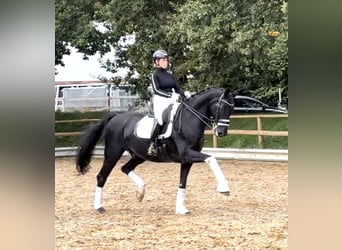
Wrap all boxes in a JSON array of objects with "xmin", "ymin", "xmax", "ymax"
[{"xmin": 211, "ymin": 89, "xmax": 235, "ymax": 137}]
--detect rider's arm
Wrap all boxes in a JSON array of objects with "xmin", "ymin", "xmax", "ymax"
[
  {"xmin": 169, "ymin": 73, "xmax": 185, "ymax": 97},
  {"xmin": 173, "ymin": 81, "xmax": 185, "ymax": 97}
]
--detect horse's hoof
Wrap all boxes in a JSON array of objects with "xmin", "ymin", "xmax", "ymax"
[
  {"xmin": 136, "ymin": 188, "xmax": 145, "ymax": 202},
  {"xmin": 176, "ymin": 207, "xmax": 190, "ymax": 215},
  {"xmin": 96, "ymin": 207, "xmax": 106, "ymax": 213},
  {"xmin": 220, "ymin": 191, "xmax": 230, "ymax": 196},
  {"xmin": 217, "ymin": 181, "xmax": 230, "ymax": 193}
]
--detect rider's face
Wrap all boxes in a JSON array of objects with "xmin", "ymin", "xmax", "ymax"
[{"xmin": 156, "ymin": 58, "xmax": 168, "ymax": 69}]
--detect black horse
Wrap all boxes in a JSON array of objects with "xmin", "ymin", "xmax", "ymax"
[{"xmin": 76, "ymin": 87, "xmax": 234, "ymax": 214}]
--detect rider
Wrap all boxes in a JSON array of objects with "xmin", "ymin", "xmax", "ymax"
[{"xmin": 147, "ymin": 49, "xmax": 191, "ymax": 156}]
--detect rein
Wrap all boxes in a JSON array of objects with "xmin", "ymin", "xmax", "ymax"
[
  {"xmin": 180, "ymin": 100, "xmax": 213, "ymax": 129},
  {"xmin": 179, "ymin": 92, "xmax": 234, "ymax": 130}
]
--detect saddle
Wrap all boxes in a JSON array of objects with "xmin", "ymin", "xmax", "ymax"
[{"xmin": 135, "ymin": 102, "xmax": 181, "ymax": 139}]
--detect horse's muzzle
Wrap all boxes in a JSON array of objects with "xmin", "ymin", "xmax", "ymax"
[
  {"xmin": 215, "ymin": 119, "xmax": 230, "ymax": 137},
  {"xmin": 217, "ymin": 131, "xmax": 227, "ymax": 137},
  {"xmin": 215, "ymin": 128, "xmax": 228, "ymax": 137}
]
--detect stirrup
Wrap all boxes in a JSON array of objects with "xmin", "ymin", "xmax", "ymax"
[{"xmin": 147, "ymin": 143, "xmax": 157, "ymax": 156}]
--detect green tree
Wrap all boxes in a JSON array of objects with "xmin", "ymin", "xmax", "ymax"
[
  {"xmin": 55, "ymin": 0, "xmax": 115, "ymax": 67},
  {"xmin": 92, "ymin": 0, "xmax": 187, "ymax": 97},
  {"xmin": 55, "ymin": 0, "xmax": 288, "ymax": 104},
  {"xmin": 165, "ymin": 0, "xmax": 288, "ymax": 103}
]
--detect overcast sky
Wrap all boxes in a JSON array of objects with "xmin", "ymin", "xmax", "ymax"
[{"xmin": 55, "ymin": 47, "xmax": 118, "ymax": 81}]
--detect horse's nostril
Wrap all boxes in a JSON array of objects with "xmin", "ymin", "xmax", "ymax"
[{"xmin": 217, "ymin": 130, "xmax": 227, "ymax": 137}]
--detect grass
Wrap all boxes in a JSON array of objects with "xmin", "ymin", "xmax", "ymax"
[
  {"xmin": 55, "ymin": 111, "xmax": 288, "ymax": 149},
  {"xmin": 55, "ymin": 111, "xmax": 107, "ymax": 147},
  {"xmin": 204, "ymin": 116, "xmax": 288, "ymax": 149}
]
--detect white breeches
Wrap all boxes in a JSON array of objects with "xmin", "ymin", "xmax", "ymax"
[{"xmin": 153, "ymin": 95, "xmax": 174, "ymax": 125}]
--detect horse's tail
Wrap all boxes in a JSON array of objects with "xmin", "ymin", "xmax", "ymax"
[{"xmin": 76, "ymin": 112, "xmax": 117, "ymax": 174}]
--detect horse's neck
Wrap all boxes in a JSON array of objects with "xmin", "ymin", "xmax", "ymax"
[
  {"xmin": 191, "ymin": 91, "xmax": 218, "ymax": 115},
  {"xmin": 179, "ymin": 91, "xmax": 218, "ymax": 132}
]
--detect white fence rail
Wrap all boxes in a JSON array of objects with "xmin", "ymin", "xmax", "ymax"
[{"xmin": 55, "ymin": 147, "xmax": 288, "ymax": 162}]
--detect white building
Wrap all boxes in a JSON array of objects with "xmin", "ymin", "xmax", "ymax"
[{"xmin": 55, "ymin": 34, "xmax": 140, "ymax": 112}]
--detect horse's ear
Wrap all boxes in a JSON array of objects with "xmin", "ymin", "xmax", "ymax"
[
  {"xmin": 224, "ymin": 88, "xmax": 231, "ymax": 97},
  {"xmin": 224, "ymin": 89, "xmax": 235, "ymax": 104},
  {"xmin": 229, "ymin": 89, "xmax": 240, "ymax": 97}
]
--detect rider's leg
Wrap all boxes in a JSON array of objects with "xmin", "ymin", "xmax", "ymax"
[
  {"xmin": 147, "ymin": 119, "xmax": 162, "ymax": 156},
  {"xmin": 147, "ymin": 95, "xmax": 168, "ymax": 156}
]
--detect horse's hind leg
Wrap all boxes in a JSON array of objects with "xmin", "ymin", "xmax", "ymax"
[
  {"xmin": 121, "ymin": 157, "xmax": 146, "ymax": 202},
  {"xmin": 94, "ymin": 147, "xmax": 125, "ymax": 212}
]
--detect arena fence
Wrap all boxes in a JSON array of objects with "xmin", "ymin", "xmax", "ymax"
[
  {"xmin": 55, "ymin": 113, "xmax": 288, "ymax": 162},
  {"xmin": 55, "ymin": 146, "xmax": 288, "ymax": 162},
  {"xmin": 56, "ymin": 114, "xmax": 288, "ymax": 148}
]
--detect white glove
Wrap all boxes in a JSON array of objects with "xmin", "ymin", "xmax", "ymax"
[
  {"xmin": 171, "ymin": 92, "xmax": 180, "ymax": 102},
  {"xmin": 184, "ymin": 91, "xmax": 191, "ymax": 98}
]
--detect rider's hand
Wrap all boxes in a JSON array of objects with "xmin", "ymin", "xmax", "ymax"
[
  {"xmin": 184, "ymin": 91, "xmax": 191, "ymax": 99},
  {"xmin": 171, "ymin": 92, "xmax": 180, "ymax": 102}
]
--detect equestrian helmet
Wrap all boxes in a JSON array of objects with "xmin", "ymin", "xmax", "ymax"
[{"xmin": 153, "ymin": 50, "xmax": 168, "ymax": 62}]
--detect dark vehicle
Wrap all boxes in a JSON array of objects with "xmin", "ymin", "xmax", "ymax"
[{"xmin": 233, "ymin": 95, "xmax": 288, "ymax": 114}]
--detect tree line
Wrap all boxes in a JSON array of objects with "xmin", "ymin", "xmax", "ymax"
[{"xmin": 56, "ymin": 0, "xmax": 288, "ymax": 105}]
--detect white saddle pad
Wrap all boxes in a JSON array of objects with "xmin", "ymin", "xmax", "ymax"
[
  {"xmin": 135, "ymin": 116, "xmax": 155, "ymax": 139},
  {"xmin": 135, "ymin": 102, "xmax": 181, "ymax": 139}
]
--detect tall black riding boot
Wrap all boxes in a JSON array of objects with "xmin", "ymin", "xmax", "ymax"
[{"xmin": 147, "ymin": 121, "xmax": 162, "ymax": 156}]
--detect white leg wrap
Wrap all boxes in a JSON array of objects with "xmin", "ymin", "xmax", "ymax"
[
  {"xmin": 128, "ymin": 171, "xmax": 146, "ymax": 202},
  {"xmin": 128, "ymin": 171, "xmax": 145, "ymax": 189},
  {"xmin": 205, "ymin": 156, "xmax": 230, "ymax": 193},
  {"xmin": 94, "ymin": 186, "xmax": 103, "ymax": 210},
  {"xmin": 175, "ymin": 188, "xmax": 190, "ymax": 214}
]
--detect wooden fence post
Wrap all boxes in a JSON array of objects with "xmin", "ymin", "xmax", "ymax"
[
  {"xmin": 257, "ymin": 116, "xmax": 263, "ymax": 148},
  {"xmin": 213, "ymin": 134, "xmax": 218, "ymax": 148}
]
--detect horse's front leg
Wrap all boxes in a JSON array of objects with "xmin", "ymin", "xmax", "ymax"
[
  {"xmin": 204, "ymin": 156, "xmax": 230, "ymax": 195},
  {"xmin": 176, "ymin": 163, "xmax": 192, "ymax": 214},
  {"xmin": 184, "ymin": 149, "xmax": 230, "ymax": 195}
]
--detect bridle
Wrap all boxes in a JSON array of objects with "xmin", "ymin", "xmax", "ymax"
[
  {"xmin": 212, "ymin": 92, "xmax": 234, "ymax": 130},
  {"xmin": 180, "ymin": 91, "xmax": 234, "ymax": 130}
]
